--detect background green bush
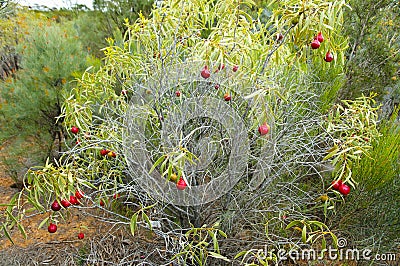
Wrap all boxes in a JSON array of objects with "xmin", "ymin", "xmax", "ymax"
[{"xmin": 0, "ymin": 12, "xmax": 90, "ymax": 182}]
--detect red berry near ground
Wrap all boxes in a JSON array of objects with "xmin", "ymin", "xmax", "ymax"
[
  {"xmin": 232, "ymin": 65, "xmax": 239, "ymax": 72},
  {"xmin": 201, "ymin": 65, "xmax": 211, "ymax": 79},
  {"xmin": 331, "ymin": 180, "xmax": 342, "ymax": 190},
  {"xmin": 176, "ymin": 177, "xmax": 187, "ymax": 190},
  {"xmin": 48, "ymin": 223, "xmax": 57, "ymax": 233},
  {"xmin": 258, "ymin": 123, "xmax": 270, "ymax": 135},
  {"xmin": 100, "ymin": 149, "xmax": 109, "ymax": 156},
  {"xmin": 75, "ymin": 139, "xmax": 81, "ymax": 145},
  {"xmin": 214, "ymin": 84, "xmax": 220, "ymax": 90},
  {"xmin": 71, "ymin": 126, "xmax": 79, "ymax": 134},
  {"xmin": 175, "ymin": 91, "xmax": 181, "ymax": 97},
  {"xmin": 113, "ymin": 193, "xmax": 120, "ymax": 199},
  {"xmin": 60, "ymin": 199, "xmax": 71, "ymax": 208},
  {"xmin": 311, "ymin": 39, "xmax": 321, "ymax": 49},
  {"xmin": 69, "ymin": 195, "xmax": 79, "ymax": 205},
  {"xmin": 276, "ymin": 33, "xmax": 283, "ymax": 41},
  {"xmin": 223, "ymin": 93, "xmax": 231, "ymax": 101},
  {"xmin": 316, "ymin": 32, "xmax": 324, "ymax": 43},
  {"xmin": 100, "ymin": 199, "xmax": 105, "ymax": 206},
  {"xmin": 78, "ymin": 232, "xmax": 84, "ymax": 239},
  {"xmin": 324, "ymin": 51, "xmax": 334, "ymax": 62},
  {"xmin": 339, "ymin": 183, "xmax": 351, "ymax": 196},
  {"xmin": 75, "ymin": 190, "xmax": 84, "ymax": 200},
  {"xmin": 51, "ymin": 200, "xmax": 61, "ymax": 211}
]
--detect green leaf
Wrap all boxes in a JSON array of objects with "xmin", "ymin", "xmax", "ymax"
[
  {"xmin": 331, "ymin": 233, "xmax": 338, "ymax": 248},
  {"xmin": 306, "ymin": 234, "xmax": 314, "ymax": 243},
  {"xmin": 193, "ymin": 252, "xmax": 202, "ymax": 265},
  {"xmin": 38, "ymin": 217, "xmax": 49, "ymax": 229},
  {"xmin": 322, "ymin": 236, "xmax": 327, "ymax": 250},
  {"xmin": 2, "ymin": 224, "xmax": 14, "ymax": 245},
  {"xmin": 17, "ymin": 223, "xmax": 27, "ymax": 239},
  {"xmin": 323, "ymin": 145, "xmax": 339, "ymax": 161},
  {"xmin": 149, "ymin": 155, "xmax": 165, "ymax": 174},
  {"xmin": 208, "ymin": 251, "xmax": 231, "ymax": 262},
  {"xmin": 167, "ymin": 163, "xmax": 173, "ymax": 180},
  {"xmin": 218, "ymin": 229, "xmax": 227, "ymax": 238},
  {"xmin": 6, "ymin": 210, "xmax": 18, "ymax": 224},
  {"xmin": 130, "ymin": 213, "xmax": 138, "ymax": 236},
  {"xmin": 285, "ymin": 220, "xmax": 300, "ymax": 229},
  {"xmin": 141, "ymin": 212, "xmax": 152, "ymax": 230},
  {"xmin": 309, "ymin": 221, "xmax": 328, "ymax": 230},
  {"xmin": 210, "ymin": 230, "xmax": 219, "ymax": 253},
  {"xmin": 302, "ymin": 225, "xmax": 307, "ymax": 243}
]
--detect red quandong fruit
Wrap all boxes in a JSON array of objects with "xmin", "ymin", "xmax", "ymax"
[
  {"xmin": 316, "ymin": 32, "xmax": 324, "ymax": 43},
  {"xmin": 324, "ymin": 51, "xmax": 334, "ymax": 62},
  {"xmin": 71, "ymin": 126, "xmax": 79, "ymax": 134},
  {"xmin": 48, "ymin": 223, "xmax": 57, "ymax": 233},
  {"xmin": 100, "ymin": 149, "xmax": 109, "ymax": 156},
  {"xmin": 339, "ymin": 183, "xmax": 351, "ymax": 196},
  {"xmin": 331, "ymin": 180, "xmax": 342, "ymax": 190},
  {"xmin": 69, "ymin": 195, "xmax": 80, "ymax": 205},
  {"xmin": 176, "ymin": 177, "xmax": 187, "ymax": 190},
  {"xmin": 75, "ymin": 190, "xmax": 84, "ymax": 200},
  {"xmin": 311, "ymin": 39, "xmax": 321, "ymax": 49},
  {"xmin": 258, "ymin": 123, "xmax": 270, "ymax": 136},
  {"xmin": 51, "ymin": 200, "xmax": 61, "ymax": 211},
  {"xmin": 201, "ymin": 65, "xmax": 211, "ymax": 79},
  {"xmin": 60, "ymin": 199, "xmax": 71, "ymax": 208}
]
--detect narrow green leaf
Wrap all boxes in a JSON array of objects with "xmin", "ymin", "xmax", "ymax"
[
  {"xmin": 149, "ymin": 155, "xmax": 165, "ymax": 174},
  {"xmin": 2, "ymin": 224, "xmax": 14, "ymax": 245},
  {"xmin": 141, "ymin": 212, "xmax": 152, "ymax": 230},
  {"xmin": 17, "ymin": 223, "xmax": 27, "ymax": 239},
  {"xmin": 323, "ymin": 146, "xmax": 339, "ymax": 161},
  {"xmin": 208, "ymin": 251, "xmax": 231, "ymax": 262},
  {"xmin": 306, "ymin": 234, "xmax": 314, "ymax": 243},
  {"xmin": 331, "ymin": 233, "xmax": 338, "ymax": 248},
  {"xmin": 302, "ymin": 225, "xmax": 307, "ymax": 243},
  {"xmin": 130, "ymin": 213, "xmax": 138, "ymax": 236},
  {"xmin": 209, "ymin": 231, "xmax": 219, "ymax": 253},
  {"xmin": 6, "ymin": 210, "xmax": 18, "ymax": 224},
  {"xmin": 38, "ymin": 217, "xmax": 50, "ymax": 229},
  {"xmin": 167, "ymin": 163, "xmax": 173, "ymax": 180},
  {"xmin": 285, "ymin": 220, "xmax": 300, "ymax": 230},
  {"xmin": 309, "ymin": 221, "xmax": 328, "ymax": 229},
  {"xmin": 322, "ymin": 236, "xmax": 327, "ymax": 250},
  {"xmin": 234, "ymin": 250, "xmax": 250, "ymax": 259},
  {"xmin": 218, "ymin": 229, "xmax": 227, "ymax": 238}
]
